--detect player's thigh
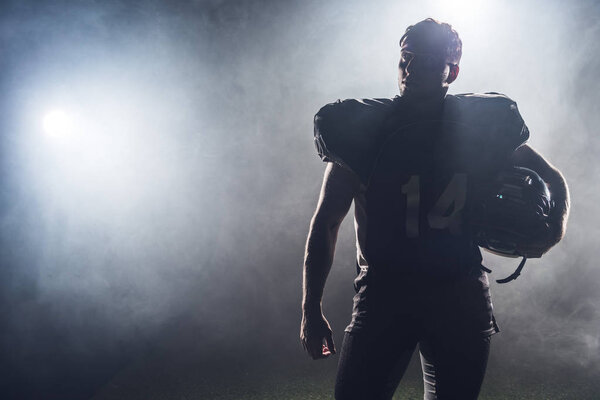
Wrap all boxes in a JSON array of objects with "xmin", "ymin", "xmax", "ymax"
[
  {"xmin": 419, "ymin": 334, "xmax": 491, "ymax": 400},
  {"xmin": 335, "ymin": 328, "xmax": 418, "ymax": 400}
]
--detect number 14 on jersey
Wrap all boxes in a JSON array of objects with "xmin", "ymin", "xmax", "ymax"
[{"xmin": 400, "ymin": 173, "xmax": 467, "ymax": 238}]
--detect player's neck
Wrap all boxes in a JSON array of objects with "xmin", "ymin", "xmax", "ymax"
[
  {"xmin": 398, "ymin": 86, "xmax": 448, "ymax": 115},
  {"xmin": 404, "ymin": 94, "xmax": 445, "ymax": 117}
]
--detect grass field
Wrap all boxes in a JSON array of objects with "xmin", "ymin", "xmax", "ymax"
[{"xmin": 94, "ymin": 349, "xmax": 599, "ymax": 400}]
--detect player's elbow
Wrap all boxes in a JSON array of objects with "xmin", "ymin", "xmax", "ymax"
[
  {"xmin": 553, "ymin": 169, "xmax": 569, "ymax": 194},
  {"xmin": 310, "ymin": 212, "xmax": 343, "ymax": 233}
]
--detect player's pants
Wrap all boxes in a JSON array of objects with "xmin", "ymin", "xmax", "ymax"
[
  {"xmin": 335, "ymin": 270, "xmax": 497, "ymax": 400},
  {"xmin": 334, "ymin": 321, "xmax": 491, "ymax": 400},
  {"xmin": 335, "ymin": 270, "xmax": 496, "ymax": 399}
]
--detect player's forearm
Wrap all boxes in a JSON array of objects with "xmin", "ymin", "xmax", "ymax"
[
  {"xmin": 512, "ymin": 145, "xmax": 570, "ymax": 243},
  {"xmin": 302, "ymin": 217, "xmax": 340, "ymax": 312},
  {"xmin": 546, "ymin": 169, "xmax": 570, "ymax": 243}
]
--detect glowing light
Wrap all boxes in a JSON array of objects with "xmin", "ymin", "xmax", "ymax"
[{"xmin": 43, "ymin": 109, "xmax": 73, "ymax": 137}]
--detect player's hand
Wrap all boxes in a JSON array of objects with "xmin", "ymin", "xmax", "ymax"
[{"xmin": 300, "ymin": 310, "xmax": 336, "ymax": 360}]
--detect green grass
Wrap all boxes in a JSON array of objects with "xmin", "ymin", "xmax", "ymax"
[{"xmin": 94, "ymin": 352, "xmax": 599, "ymax": 399}]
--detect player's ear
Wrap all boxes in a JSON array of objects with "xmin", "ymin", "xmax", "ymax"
[{"xmin": 447, "ymin": 64, "xmax": 459, "ymax": 84}]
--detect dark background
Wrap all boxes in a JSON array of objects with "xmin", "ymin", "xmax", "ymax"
[{"xmin": 1, "ymin": 0, "xmax": 599, "ymax": 398}]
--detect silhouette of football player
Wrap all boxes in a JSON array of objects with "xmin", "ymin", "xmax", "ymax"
[{"xmin": 300, "ymin": 18, "xmax": 570, "ymax": 400}]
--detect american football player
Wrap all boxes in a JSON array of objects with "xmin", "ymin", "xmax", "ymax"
[{"xmin": 300, "ymin": 18, "xmax": 570, "ymax": 400}]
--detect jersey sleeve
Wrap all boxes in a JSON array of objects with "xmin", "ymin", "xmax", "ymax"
[
  {"xmin": 313, "ymin": 100, "xmax": 342, "ymax": 164},
  {"xmin": 444, "ymin": 92, "xmax": 530, "ymax": 156},
  {"xmin": 508, "ymin": 102, "xmax": 530, "ymax": 150},
  {"xmin": 486, "ymin": 93, "xmax": 530, "ymax": 152},
  {"xmin": 313, "ymin": 98, "xmax": 395, "ymax": 184}
]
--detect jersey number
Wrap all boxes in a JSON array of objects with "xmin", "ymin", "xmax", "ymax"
[{"xmin": 400, "ymin": 173, "xmax": 467, "ymax": 238}]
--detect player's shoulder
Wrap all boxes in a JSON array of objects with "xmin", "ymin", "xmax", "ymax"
[
  {"xmin": 315, "ymin": 97, "xmax": 397, "ymax": 123},
  {"xmin": 444, "ymin": 92, "xmax": 523, "ymax": 124},
  {"xmin": 449, "ymin": 91, "xmax": 517, "ymax": 104},
  {"xmin": 313, "ymin": 96, "xmax": 398, "ymax": 145},
  {"xmin": 444, "ymin": 92, "xmax": 530, "ymax": 153},
  {"xmin": 313, "ymin": 97, "xmax": 398, "ymax": 183}
]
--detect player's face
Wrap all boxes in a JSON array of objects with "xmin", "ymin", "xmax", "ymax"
[{"xmin": 398, "ymin": 38, "xmax": 456, "ymax": 99}]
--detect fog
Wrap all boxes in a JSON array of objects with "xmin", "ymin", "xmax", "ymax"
[{"xmin": 0, "ymin": 0, "xmax": 598, "ymax": 398}]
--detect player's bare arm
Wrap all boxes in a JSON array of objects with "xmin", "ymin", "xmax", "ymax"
[
  {"xmin": 511, "ymin": 144, "xmax": 570, "ymax": 251},
  {"xmin": 301, "ymin": 162, "xmax": 360, "ymax": 360}
]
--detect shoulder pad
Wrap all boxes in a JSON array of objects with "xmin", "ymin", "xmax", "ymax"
[
  {"xmin": 314, "ymin": 98, "xmax": 397, "ymax": 183},
  {"xmin": 443, "ymin": 92, "xmax": 529, "ymax": 152}
]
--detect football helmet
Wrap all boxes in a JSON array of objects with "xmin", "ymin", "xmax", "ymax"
[{"xmin": 470, "ymin": 166, "xmax": 553, "ymax": 283}]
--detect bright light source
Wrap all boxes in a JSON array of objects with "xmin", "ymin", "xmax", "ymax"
[{"xmin": 43, "ymin": 109, "xmax": 73, "ymax": 137}]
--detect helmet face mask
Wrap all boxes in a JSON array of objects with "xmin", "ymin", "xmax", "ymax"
[{"xmin": 470, "ymin": 166, "xmax": 553, "ymax": 259}]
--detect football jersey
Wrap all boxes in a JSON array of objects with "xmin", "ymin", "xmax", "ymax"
[{"xmin": 314, "ymin": 93, "xmax": 529, "ymax": 286}]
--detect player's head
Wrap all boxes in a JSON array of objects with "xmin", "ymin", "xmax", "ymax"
[{"xmin": 398, "ymin": 18, "xmax": 462, "ymax": 99}]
